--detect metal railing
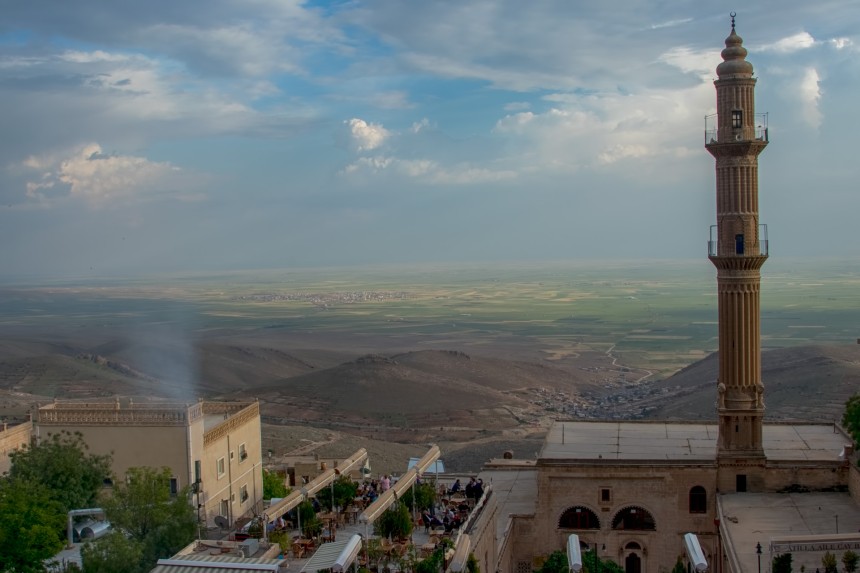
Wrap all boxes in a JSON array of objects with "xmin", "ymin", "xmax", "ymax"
[
  {"xmin": 704, "ymin": 113, "xmax": 768, "ymax": 144},
  {"xmin": 708, "ymin": 224, "xmax": 768, "ymax": 256}
]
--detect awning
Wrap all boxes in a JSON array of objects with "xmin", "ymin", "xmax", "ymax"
[
  {"xmin": 447, "ymin": 534, "xmax": 471, "ymax": 573},
  {"xmin": 266, "ymin": 448, "xmax": 368, "ymax": 523},
  {"xmin": 300, "ymin": 534, "xmax": 363, "ymax": 573},
  {"xmin": 152, "ymin": 555, "xmax": 283, "ymax": 572},
  {"xmin": 360, "ymin": 445, "xmax": 440, "ymax": 525}
]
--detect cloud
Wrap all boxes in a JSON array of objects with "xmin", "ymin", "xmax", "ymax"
[
  {"xmin": 345, "ymin": 118, "xmax": 391, "ymax": 152},
  {"xmin": 411, "ymin": 118, "xmax": 431, "ymax": 133},
  {"xmin": 659, "ymin": 46, "xmax": 721, "ymax": 78},
  {"xmin": 798, "ymin": 67, "xmax": 822, "ymax": 129},
  {"xmin": 504, "ymin": 102, "xmax": 531, "ymax": 112},
  {"xmin": 830, "ymin": 37, "xmax": 852, "ymax": 50},
  {"xmin": 342, "ymin": 155, "xmax": 516, "ymax": 185},
  {"xmin": 650, "ymin": 18, "xmax": 693, "ymax": 30},
  {"xmin": 758, "ymin": 32, "xmax": 816, "ymax": 53},
  {"xmin": 22, "ymin": 143, "xmax": 197, "ymax": 207}
]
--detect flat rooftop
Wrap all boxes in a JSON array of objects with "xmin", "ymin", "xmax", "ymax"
[
  {"xmin": 719, "ymin": 492, "xmax": 860, "ymax": 573},
  {"xmin": 540, "ymin": 421, "xmax": 848, "ymax": 463},
  {"xmin": 480, "ymin": 465, "xmax": 538, "ymax": 542}
]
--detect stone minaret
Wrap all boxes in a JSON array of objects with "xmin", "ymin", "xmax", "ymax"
[{"xmin": 706, "ymin": 16, "xmax": 769, "ymax": 486}]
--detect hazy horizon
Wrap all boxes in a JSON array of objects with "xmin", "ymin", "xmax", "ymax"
[{"xmin": 2, "ymin": 2, "xmax": 858, "ymax": 278}]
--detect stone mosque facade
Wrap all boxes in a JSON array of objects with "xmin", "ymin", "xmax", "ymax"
[{"xmin": 470, "ymin": 20, "xmax": 860, "ymax": 573}]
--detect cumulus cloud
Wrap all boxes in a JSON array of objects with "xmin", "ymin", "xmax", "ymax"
[
  {"xmin": 798, "ymin": 67, "xmax": 822, "ymax": 129},
  {"xmin": 659, "ymin": 46, "xmax": 720, "ymax": 78},
  {"xmin": 22, "ymin": 143, "xmax": 196, "ymax": 207},
  {"xmin": 759, "ymin": 32, "xmax": 816, "ymax": 53},
  {"xmin": 493, "ymin": 79, "xmax": 712, "ymax": 175},
  {"xmin": 346, "ymin": 118, "xmax": 391, "ymax": 152},
  {"xmin": 830, "ymin": 37, "xmax": 852, "ymax": 50}
]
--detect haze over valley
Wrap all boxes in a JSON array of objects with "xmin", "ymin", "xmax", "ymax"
[{"xmin": 2, "ymin": 258, "xmax": 858, "ymax": 472}]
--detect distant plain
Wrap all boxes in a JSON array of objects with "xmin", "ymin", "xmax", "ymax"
[{"xmin": 1, "ymin": 257, "xmax": 858, "ymax": 471}]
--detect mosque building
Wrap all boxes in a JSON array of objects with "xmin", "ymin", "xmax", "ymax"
[{"xmin": 472, "ymin": 18, "xmax": 860, "ymax": 573}]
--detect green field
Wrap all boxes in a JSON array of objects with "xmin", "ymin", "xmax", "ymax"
[{"xmin": 1, "ymin": 257, "xmax": 858, "ymax": 378}]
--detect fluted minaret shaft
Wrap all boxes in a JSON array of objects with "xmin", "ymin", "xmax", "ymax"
[{"xmin": 706, "ymin": 20, "xmax": 768, "ymax": 459}]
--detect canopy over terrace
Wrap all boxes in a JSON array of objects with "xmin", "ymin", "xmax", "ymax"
[
  {"xmin": 300, "ymin": 534, "xmax": 363, "ymax": 573},
  {"xmin": 265, "ymin": 448, "xmax": 368, "ymax": 523},
  {"xmin": 359, "ymin": 445, "xmax": 440, "ymax": 526}
]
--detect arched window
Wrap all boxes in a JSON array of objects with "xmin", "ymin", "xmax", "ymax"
[
  {"xmin": 689, "ymin": 486, "xmax": 707, "ymax": 513},
  {"xmin": 625, "ymin": 542, "xmax": 641, "ymax": 550},
  {"xmin": 558, "ymin": 506, "xmax": 601, "ymax": 530},
  {"xmin": 611, "ymin": 506, "xmax": 656, "ymax": 531}
]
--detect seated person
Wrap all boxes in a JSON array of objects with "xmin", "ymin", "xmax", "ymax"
[{"xmin": 449, "ymin": 479, "xmax": 462, "ymax": 494}]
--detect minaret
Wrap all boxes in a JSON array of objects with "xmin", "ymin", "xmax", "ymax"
[{"xmin": 706, "ymin": 15, "xmax": 769, "ymax": 487}]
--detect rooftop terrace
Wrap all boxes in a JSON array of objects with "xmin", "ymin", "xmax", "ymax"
[{"xmin": 540, "ymin": 421, "xmax": 849, "ymax": 463}]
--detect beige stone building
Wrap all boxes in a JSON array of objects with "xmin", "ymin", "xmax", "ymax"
[
  {"xmin": 35, "ymin": 398, "xmax": 263, "ymax": 528},
  {"xmin": 0, "ymin": 420, "xmax": 32, "ymax": 474}
]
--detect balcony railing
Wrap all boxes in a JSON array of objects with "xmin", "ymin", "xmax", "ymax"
[
  {"xmin": 708, "ymin": 224, "xmax": 768, "ymax": 257},
  {"xmin": 704, "ymin": 113, "xmax": 768, "ymax": 144}
]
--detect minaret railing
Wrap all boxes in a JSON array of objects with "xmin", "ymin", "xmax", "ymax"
[
  {"xmin": 704, "ymin": 113, "xmax": 768, "ymax": 144},
  {"xmin": 708, "ymin": 224, "xmax": 768, "ymax": 257}
]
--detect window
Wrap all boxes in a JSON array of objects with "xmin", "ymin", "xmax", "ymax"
[
  {"xmin": 239, "ymin": 443, "xmax": 248, "ymax": 462},
  {"xmin": 689, "ymin": 486, "xmax": 707, "ymax": 513},
  {"xmin": 600, "ymin": 488, "xmax": 611, "ymax": 503},
  {"xmin": 735, "ymin": 234, "xmax": 744, "ymax": 255},
  {"xmin": 732, "ymin": 110, "xmax": 743, "ymax": 128},
  {"xmin": 558, "ymin": 506, "xmax": 601, "ymax": 530},
  {"xmin": 217, "ymin": 457, "xmax": 226, "ymax": 478},
  {"xmin": 220, "ymin": 499, "xmax": 229, "ymax": 517},
  {"xmin": 611, "ymin": 506, "xmax": 656, "ymax": 531},
  {"xmin": 169, "ymin": 477, "xmax": 179, "ymax": 497},
  {"xmin": 240, "ymin": 484, "xmax": 249, "ymax": 503}
]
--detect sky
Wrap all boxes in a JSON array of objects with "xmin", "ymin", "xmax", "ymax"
[{"xmin": 1, "ymin": 1, "xmax": 858, "ymax": 279}]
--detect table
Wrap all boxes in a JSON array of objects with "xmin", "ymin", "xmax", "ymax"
[{"xmin": 345, "ymin": 507, "xmax": 361, "ymax": 524}]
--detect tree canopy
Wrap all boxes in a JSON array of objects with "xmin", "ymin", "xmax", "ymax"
[
  {"xmin": 263, "ymin": 469, "xmax": 288, "ymax": 499},
  {"xmin": 100, "ymin": 466, "xmax": 197, "ymax": 570},
  {"xmin": 842, "ymin": 393, "xmax": 860, "ymax": 450},
  {"xmin": 8, "ymin": 430, "xmax": 112, "ymax": 513},
  {"xmin": 0, "ymin": 479, "xmax": 66, "ymax": 573}
]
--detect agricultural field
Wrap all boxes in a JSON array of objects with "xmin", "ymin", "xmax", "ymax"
[{"xmin": 1, "ymin": 257, "xmax": 858, "ymax": 379}]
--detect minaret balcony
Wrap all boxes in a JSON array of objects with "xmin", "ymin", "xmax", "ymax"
[
  {"xmin": 708, "ymin": 224, "xmax": 768, "ymax": 257},
  {"xmin": 704, "ymin": 113, "xmax": 768, "ymax": 144}
]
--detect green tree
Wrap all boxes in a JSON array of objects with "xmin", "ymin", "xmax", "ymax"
[
  {"xmin": 80, "ymin": 531, "xmax": 145, "ymax": 573},
  {"xmin": 401, "ymin": 482, "xmax": 436, "ymax": 512},
  {"xmin": 375, "ymin": 501, "xmax": 413, "ymax": 540},
  {"xmin": 773, "ymin": 552, "xmax": 793, "ymax": 573},
  {"xmin": 0, "ymin": 478, "xmax": 66, "ymax": 573},
  {"xmin": 263, "ymin": 469, "xmax": 288, "ymax": 499},
  {"xmin": 317, "ymin": 475, "xmax": 358, "ymax": 511},
  {"xmin": 102, "ymin": 466, "xmax": 197, "ymax": 570},
  {"xmin": 671, "ymin": 557, "xmax": 686, "ymax": 573},
  {"xmin": 8, "ymin": 430, "xmax": 112, "ymax": 513},
  {"xmin": 297, "ymin": 500, "xmax": 322, "ymax": 538},
  {"xmin": 844, "ymin": 550, "xmax": 859, "ymax": 573},
  {"xmin": 538, "ymin": 551, "xmax": 568, "ymax": 573},
  {"xmin": 843, "ymin": 394, "xmax": 860, "ymax": 450},
  {"xmin": 582, "ymin": 550, "xmax": 624, "ymax": 573},
  {"xmin": 822, "ymin": 551, "xmax": 838, "ymax": 573}
]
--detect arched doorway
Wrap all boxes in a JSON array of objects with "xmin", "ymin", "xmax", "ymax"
[{"xmin": 625, "ymin": 552, "xmax": 642, "ymax": 573}]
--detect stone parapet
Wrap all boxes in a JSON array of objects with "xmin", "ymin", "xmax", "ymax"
[{"xmin": 203, "ymin": 401, "xmax": 259, "ymax": 447}]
